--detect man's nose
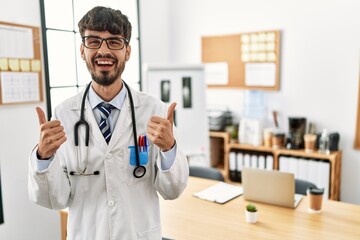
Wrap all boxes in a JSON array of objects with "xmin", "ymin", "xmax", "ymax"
[{"xmin": 98, "ymin": 39, "xmax": 111, "ymax": 53}]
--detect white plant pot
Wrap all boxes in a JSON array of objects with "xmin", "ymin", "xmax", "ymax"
[{"xmin": 245, "ymin": 210, "xmax": 258, "ymax": 223}]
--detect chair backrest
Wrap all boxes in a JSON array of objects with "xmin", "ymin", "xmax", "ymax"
[
  {"xmin": 189, "ymin": 166, "xmax": 224, "ymax": 181},
  {"xmin": 295, "ymin": 179, "xmax": 317, "ymax": 195}
]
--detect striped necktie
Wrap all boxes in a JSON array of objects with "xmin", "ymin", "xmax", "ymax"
[{"xmin": 97, "ymin": 102, "xmax": 114, "ymax": 144}]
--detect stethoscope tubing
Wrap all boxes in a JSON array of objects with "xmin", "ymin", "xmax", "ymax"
[
  {"xmin": 123, "ymin": 81, "xmax": 146, "ymax": 178},
  {"xmin": 71, "ymin": 81, "xmax": 145, "ymax": 178}
]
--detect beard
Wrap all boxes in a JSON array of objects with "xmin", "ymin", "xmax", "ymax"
[{"xmin": 86, "ymin": 54, "xmax": 126, "ymax": 86}]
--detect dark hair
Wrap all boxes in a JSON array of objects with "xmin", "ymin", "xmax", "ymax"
[{"xmin": 78, "ymin": 6, "xmax": 132, "ymax": 42}]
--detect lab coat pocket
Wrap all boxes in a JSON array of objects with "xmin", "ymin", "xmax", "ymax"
[
  {"xmin": 125, "ymin": 146, "xmax": 151, "ymax": 186},
  {"xmin": 128, "ymin": 146, "xmax": 149, "ymax": 166}
]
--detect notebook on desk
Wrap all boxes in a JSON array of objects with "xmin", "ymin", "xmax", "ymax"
[
  {"xmin": 242, "ymin": 168, "xmax": 303, "ymax": 208},
  {"xmin": 193, "ymin": 182, "xmax": 243, "ymax": 204}
]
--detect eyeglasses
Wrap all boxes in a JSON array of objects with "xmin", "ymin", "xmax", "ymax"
[{"xmin": 82, "ymin": 36, "xmax": 129, "ymax": 50}]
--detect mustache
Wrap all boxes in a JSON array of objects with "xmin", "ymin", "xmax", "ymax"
[{"xmin": 93, "ymin": 53, "xmax": 116, "ymax": 61}]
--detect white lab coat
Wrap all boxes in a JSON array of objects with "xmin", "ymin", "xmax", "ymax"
[{"xmin": 28, "ymin": 86, "xmax": 189, "ymax": 240}]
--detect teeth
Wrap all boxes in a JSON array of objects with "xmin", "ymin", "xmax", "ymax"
[{"xmin": 97, "ymin": 60, "xmax": 113, "ymax": 65}]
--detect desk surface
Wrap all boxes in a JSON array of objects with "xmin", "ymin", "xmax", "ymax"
[{"xmin": 160, "ymin": 177, "xmax": 360, "ymax": 239}]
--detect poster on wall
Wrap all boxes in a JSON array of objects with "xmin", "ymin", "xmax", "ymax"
[{"xmin": 143, "ymin": 64, "xmax": 210, "ymax": 166}]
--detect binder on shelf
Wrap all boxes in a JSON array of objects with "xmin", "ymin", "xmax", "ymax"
[
  {"xmin": 266, "ymin": 155, "xmax": 274, "ymax": 170},
  {"xmin": 307, "ymin": 160, "xmax": 320, "ymax": 192},
  {"xmin": 297, "ymin": 158, "xmax": 309, "ymax": 181},
  {"xmin": 317, "ymin": 161, "xmax": 330, "ymax": 199},
  {"xmin": 279, "ymin": 156, "xmax": 287, "ymax": 172},
  {"xmin": 244, "ymin": 154, "xmax": 251, "ymax": 168},
  {"xmin": 258, "ymin": 155, "xmax": 266, "ymax": 169},
  {"xmin": 250, "ymin": 154, "xmax": 258, "ymax": 168},
  {"xmin": 289, "ymin": 157, "xmax": 299, "ymax": 179},
  {"xmin": 236, "ymin": 152, "xmax": 244, "ymax": 182},
  {"xmin": 229, "ymin": 152, "xmax": 237, "ymax": 182}
]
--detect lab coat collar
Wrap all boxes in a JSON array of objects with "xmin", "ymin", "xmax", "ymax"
[
  {"xmin": 69, "ymin": 82, "xmax": 142, "ymax": 148},
  {"xmin": 69, "ymin": 82, "xmax": 142, "ymax": 111}
]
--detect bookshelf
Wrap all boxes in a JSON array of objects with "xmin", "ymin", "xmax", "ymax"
[{"xmin": 209, "ymin": 131, "xmax": 342, "ymax": 200}]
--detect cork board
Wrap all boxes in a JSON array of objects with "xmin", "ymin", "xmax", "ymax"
[
  {"xmin": 202, "ymin": 30, "xmax": 280, "ymax": 91},
  {"xmin": 0, "ymin": 21, "xmax": 43, "ymax": 105}
]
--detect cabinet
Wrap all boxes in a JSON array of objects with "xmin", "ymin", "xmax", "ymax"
[{"xmin": 209, "ymin": 131, "xmax": 342, "ymax": 200}]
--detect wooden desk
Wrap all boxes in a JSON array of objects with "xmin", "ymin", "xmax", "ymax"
[
  {"xmin": 160, "ymin": 177, "xmax": 360, "ymax": 239},
  {"xmin": 61, "ymin": 177, "xmax": 360, "ymax": 239}
]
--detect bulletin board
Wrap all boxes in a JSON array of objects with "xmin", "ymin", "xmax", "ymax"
[
  {"xmin": 0, "ymin": 21, "xmax": 43, "ymax": 105},
  {"xmin": 202, "ymin": 30, "xmax": 281, "ymax": 90}
]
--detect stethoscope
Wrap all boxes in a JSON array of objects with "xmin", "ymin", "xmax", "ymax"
[{"xmin": 70, "ymin": 81, "xmax": 146, "ymax": 178}]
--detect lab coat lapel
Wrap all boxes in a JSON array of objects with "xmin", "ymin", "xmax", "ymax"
[
  {"xmin": 70, "ymin": 88, "xmax": 107, "ymax": 147},
  {"xmin": 109, "ymin": 87, "xmax": 141, "ymax": 148},
  {"xmin": 85, "ymin": 99, "xmax": 107, "ymax": 146}
]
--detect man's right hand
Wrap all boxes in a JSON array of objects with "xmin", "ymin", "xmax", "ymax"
[{"xmin": 36, "ymin": 107, "xmax": 67, "ymax": 159}]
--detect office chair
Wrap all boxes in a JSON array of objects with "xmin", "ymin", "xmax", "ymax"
[
  {"xmin": 295, "ymin": 179, "xmax": 317, "ymax": 195},
  {"xmin": 189, "ymin": 165, "xmax": 225, "ymax": 181}
]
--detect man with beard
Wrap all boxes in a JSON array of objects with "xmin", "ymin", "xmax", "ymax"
[{"xmin": 28, "ymin": 6, "xmax": 189, "ymax": 240}]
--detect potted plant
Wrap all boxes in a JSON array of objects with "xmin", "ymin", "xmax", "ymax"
[{"xmin": 245, "ymin": 203, "xmax": 258, "ymax": 223}]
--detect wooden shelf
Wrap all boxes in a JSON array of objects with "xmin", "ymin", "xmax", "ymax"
[{"xmin": 209, "ymin": 131, "xmax": 342, "ymax": 200}]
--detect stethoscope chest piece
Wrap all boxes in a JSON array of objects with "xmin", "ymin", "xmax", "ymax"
[{"xmin": 133, "ymin": 166, "xmax": 146, "ymax": 178}]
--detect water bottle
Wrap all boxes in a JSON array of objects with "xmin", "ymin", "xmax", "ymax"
[{"xmin": 318, "ymin": 129, "xmax": 330, "ymax": 155}]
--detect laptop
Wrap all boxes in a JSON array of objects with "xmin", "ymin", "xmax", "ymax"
[{"xmin": 242, "ymin": 168, "xmax": 303, "ymax": 208}]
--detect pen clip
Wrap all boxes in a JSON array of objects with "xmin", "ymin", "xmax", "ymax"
[
  {"xmin": 143, "ymin": 135, "xmax": 148, "ymax": 152},
  {"xmin": 138, "ymin": 135, "xmax": 144, "ymax": 152}
]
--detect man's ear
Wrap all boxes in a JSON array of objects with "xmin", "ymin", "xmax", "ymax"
[
  {"xmin": 80, "ymin": 44, "xmax": 85, "ymax": 61},
  {"xmin": 125, "ymin": 44, "xmax": 131, "ymax": 61}
]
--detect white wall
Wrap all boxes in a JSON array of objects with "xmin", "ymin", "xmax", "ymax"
[
  {"xmin": 0, "ymin": 0, "xmax": 60, "ymax": 239},
  {"xmin": 141, "ymin": 0, "xmax": 360, "ymax": 204}
]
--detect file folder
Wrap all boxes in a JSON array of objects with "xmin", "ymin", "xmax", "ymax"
[{"xmin": 193, "ymin": 182, "xmax": 244, "ymax": 204}]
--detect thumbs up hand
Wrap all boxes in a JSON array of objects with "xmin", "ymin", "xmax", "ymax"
[
  {"xmin": 35, "ymin": 107, "xmax": 67, "ymax": 159},
  {"xmin": 147, "ymin": 102, "xmax": 176, "ymax": 152}
]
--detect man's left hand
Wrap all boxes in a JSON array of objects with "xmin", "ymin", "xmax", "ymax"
[{"xmin": 147, "ymin": 102, "xmax": 176, "ymax": 151}]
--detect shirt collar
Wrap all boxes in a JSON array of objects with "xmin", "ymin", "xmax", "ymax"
[{"xmin": 88, "ymin": 83, "xmax": 127, "ymax": 110}]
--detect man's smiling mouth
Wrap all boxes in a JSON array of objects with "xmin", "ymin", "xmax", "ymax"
[{"xmin": 95, "ymin": 59, "xmax": 115, "ymax": 67}]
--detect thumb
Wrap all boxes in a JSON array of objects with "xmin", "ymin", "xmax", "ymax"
[
  {"xmin": 166, "ymin": 102, "xmax": 177, "ymax": 124},
  {"xmin": 35, "ymin": 107, "xmax": 47, "ymax": 125}
]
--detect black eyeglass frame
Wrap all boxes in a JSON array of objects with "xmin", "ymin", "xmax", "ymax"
[{"xmin": 82, "ymin": 36, "xmax": 129, "ymax": 50}]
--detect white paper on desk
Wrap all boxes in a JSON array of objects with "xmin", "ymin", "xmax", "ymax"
[{"xmin": 193, "ymin": 182, "xmax": 243, "ymax": 204}]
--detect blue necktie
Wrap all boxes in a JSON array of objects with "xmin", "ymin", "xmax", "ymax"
[{"xmin": 97, "ymin": 102, "xmax": 114, "ymax": 144}]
